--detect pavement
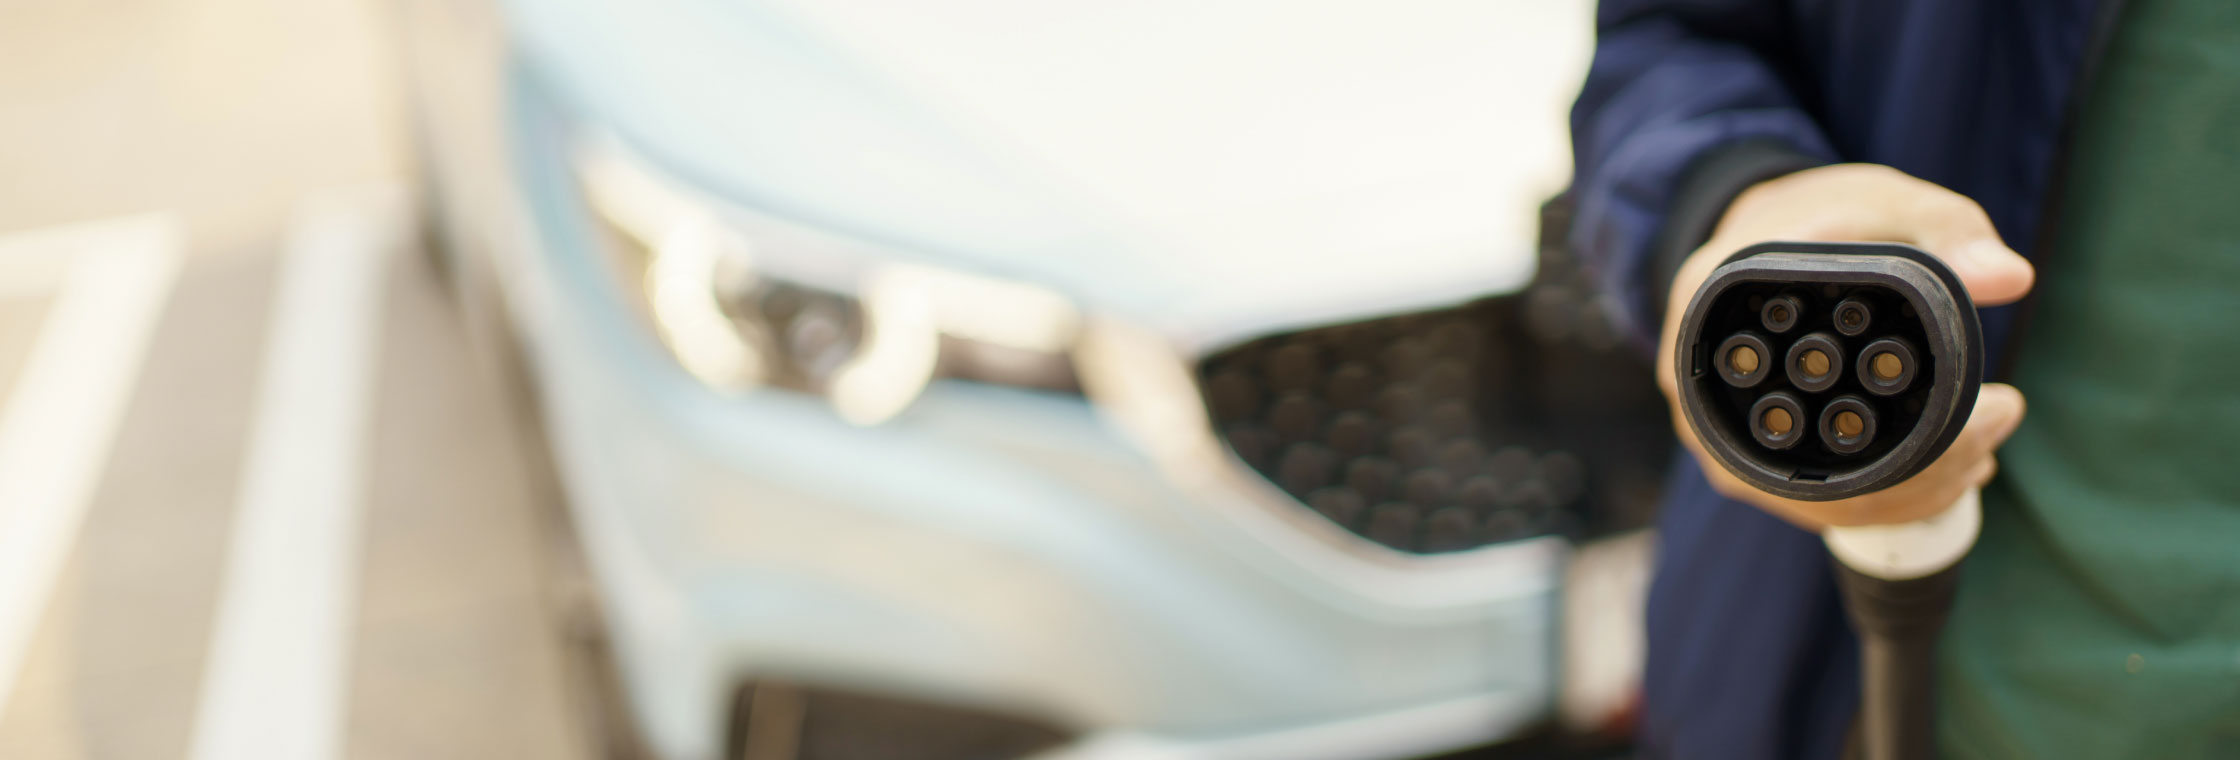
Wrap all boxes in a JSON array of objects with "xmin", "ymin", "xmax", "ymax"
[
  {"xmin": 0, "ymin": 0, "xmax": 598, "ymax": 756},
  {"xmin": 0, "ymin": 204, "xmax": 599, "ymax": 760}
]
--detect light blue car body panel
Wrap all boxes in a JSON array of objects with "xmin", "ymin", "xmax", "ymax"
[{"xmin": 479, "ymin": 2, "xmax": 1597, "ymax": 757}]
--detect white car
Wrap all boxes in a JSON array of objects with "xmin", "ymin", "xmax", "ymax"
[{"xmin": 400, "ymin": 1, "xmax": 1667, "ymax": 758}]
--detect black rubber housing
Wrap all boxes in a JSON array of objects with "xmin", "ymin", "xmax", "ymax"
[
  {"xmin": 1715, "ymin": 331, "xmax": 1775, "ymax": 388},
  {"xmin": 1818, "ymin": 395, "xmax": 1877, "ymax": 455},
  {"xmin": 1673, "ymin": 242, "xmax": 1983, "ymax": 501},
  {"xmin": 1835, "ymin": 561, "xmax": 1961, "ymax": 760},
  {"xmin": 1859, "ymin": 337, "xmax": 1920, "ymax": 397},
  {"xmin": 1834, "ymin": 296, "xmax": 1874, "ymax": 336},
  {"xmin": 1761, "ymin": 293, "xmax": 1804, "ymax": 333},
  {"xmin": 1785, "ymin": 331, "xmax": 1846, "ymax": 393},
  {"xmin": 1747, "ymin": 391, "xmax": 1807, "ymax": 451}
]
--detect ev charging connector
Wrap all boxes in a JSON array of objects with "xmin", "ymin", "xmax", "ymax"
[{"xmin": 1673, "ymin": 241, "xmax": 1985, "ymax": 760}]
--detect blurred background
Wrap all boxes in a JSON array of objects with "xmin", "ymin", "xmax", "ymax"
[{"xmin": 0, "ymin": 1, "xmax": 1673, "ymax": 758}]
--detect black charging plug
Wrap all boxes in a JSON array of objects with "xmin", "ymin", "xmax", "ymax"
[
  {"xmin": 1674, "ymin": 241, "xmax": 1983, "ymax": 500},
  {"xmin": 1672, "ymin": 241, "xmax": 1987, "ymax": 760}
]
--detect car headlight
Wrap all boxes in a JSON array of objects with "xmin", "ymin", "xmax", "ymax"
[{"xmin": 571, "ymin": 134, "xmax": 1082, "ymax": 424}]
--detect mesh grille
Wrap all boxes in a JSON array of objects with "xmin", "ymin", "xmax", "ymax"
[{"xmin": 1196, "ymin": 198, "xmax": 1672, "ymax": 554}]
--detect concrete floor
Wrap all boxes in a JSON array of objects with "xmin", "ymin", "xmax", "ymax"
[
  {"xmin": 0, "ymin": 213, "xmax": 598, "ymax": 760},
  {"xmin": 0, "ymin": 0, "xmax": 596, "ymax": 757}
]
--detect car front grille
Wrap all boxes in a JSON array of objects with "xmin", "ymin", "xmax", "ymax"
[{"xmin": 1196, "ymin": 198, "xmax": 1673, "ymax": 554}]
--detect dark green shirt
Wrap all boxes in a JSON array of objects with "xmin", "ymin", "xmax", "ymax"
[{"xmin": 1939, "ymin": 0, "xmax": 2240, "ymax": 756}]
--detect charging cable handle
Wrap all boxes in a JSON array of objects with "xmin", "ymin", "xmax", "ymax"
[
  {"xmin": 1672, "ymin": 242, "xmax": 1989, "ymax": 760},
  {"xmin": 1824, "ymin": 489, "xmax": 1980, "ymax": 760}
]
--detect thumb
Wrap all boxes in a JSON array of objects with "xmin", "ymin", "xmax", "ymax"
[
  {"xmin": 1897, "ymin": 189, "xmax": 2035, "ymax": 306},
  {"xmin": 1943, "ymin": 240, "xmax": 2036, "ymax": 308}
]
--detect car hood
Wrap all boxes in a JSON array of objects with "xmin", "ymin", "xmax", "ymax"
[{"xmin": 507, "ymin": 0, "xmax": 1593, "ymax": 351}]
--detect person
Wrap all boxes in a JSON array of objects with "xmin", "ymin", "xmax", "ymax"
[{"xmin": 1567, "ymin": 0, "xmax": 2240, "ymax": 757}]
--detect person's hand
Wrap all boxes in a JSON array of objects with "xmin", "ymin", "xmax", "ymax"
[{"xmin": 1658, "ymin": 164, "xmax": 2032, "ymax": 530}]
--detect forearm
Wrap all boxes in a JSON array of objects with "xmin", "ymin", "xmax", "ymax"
[{"xmin": 1567, "ymin": 2, "xmax": 1836, "ymax": 353}]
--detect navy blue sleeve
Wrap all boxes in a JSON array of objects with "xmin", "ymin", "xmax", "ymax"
[{"xmin": 1568, "ymin": 1, "xmax": 1838, "ymax": 354}]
